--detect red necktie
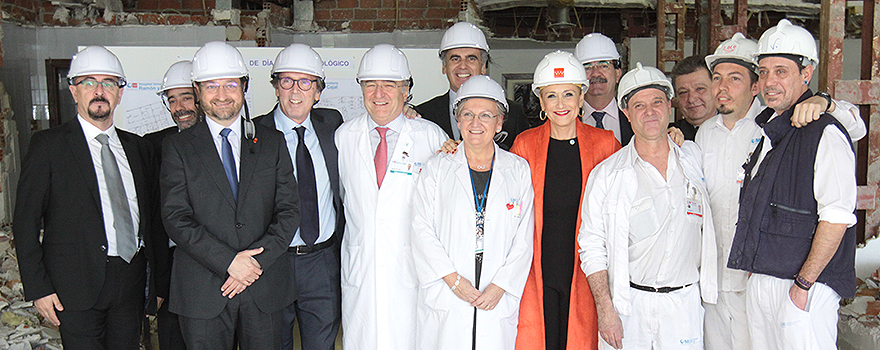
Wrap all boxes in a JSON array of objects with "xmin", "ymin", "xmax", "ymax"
[{"xmin": 375, "ymin": 127, "xmax": 389, "ymax": 188}]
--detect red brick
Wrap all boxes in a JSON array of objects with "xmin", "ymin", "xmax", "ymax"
[
  {"xmin": 398, "ymin": 8, "xmax": 423, "ymax": 19},
  {"xmin": 337, "ymin": 0, "xmax": 357, "ymax": 8},
  {"xmin": 360, "ymin": 0, "xmax": 380, "ymax": 7},
  {"xmin": 428, "ymin": 0, "xmax": 450, "ymax": 7},
  {"xmin": 241, "ymin": 16, "xmax": 257, "ymax": 26},
  {"xmin": 331, "ymin": 9, "xmax": 354, "ymax": 20},
  {"xmin": 377, "ymin": 8, "xmax": 395, "ymax": 20},
  {"xmin": 380, "ymin": 0, "xmax": 397, "ymax": 7},
  {"xmin": 402, "ymin": 0, "xmax": 428, "ymax": 8},
  {"xmin": 240, "ymin": 26, "xmax": 257, "ymax": 40},
  {"xmin": 179, "ymin": 0, "xmax": 201, "ymax": 10},
  {"xmin": 374, "ymin": 20, "xmax": 396, "ymax": 32},
  {"xmin": 136, "ymin": 0, "xmax": 160, "ymax": 10},
  {"xmin": 315, "ymin": 0, "xmax": 334, "ymax": 10},
  {"xmin": 139, "ymin": 13, "xmax": 161, "ymax": 24},
  {"xmin": 322, "ymin": 20, "xmax": 346, "ymax": 31},
  {"xmin": 351, "ymin": 20, "xmax": 373, "ymax": 32},
  {"xmin": 41, "ymin": 1, "xmax": 56, "ymax": 11},
  {"xmin": 158, "ymin": 0, "xmax": 180, "ymax": 9},
  {"xmin": 167, "ymin": 14, "xmax": 190, "ymax": 25},
  {"xmin": 354, "ymin": 8, "xmax": 376, "ymax": 20},
  {"xmin": 191, "ymin": 15, "xmax": 211, "ymax": 25},
  {"xmin": 425, "ymin": 8, "xmax": 449, "ymax": 19},
  {"xmin": 314, "ymin": 9, "xmax": 331, "ymax": 20},
  {"xmin": 419, "ymin": 19, "xmax": 443, "ymax": 29}
]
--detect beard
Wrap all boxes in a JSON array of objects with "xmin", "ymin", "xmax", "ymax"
[
  {"xmin": 87, "ymin": 96, "xmax": 111, "ymax": 120},
  {"xmin": 172, "ymin": 109, "xmax": 200, "ymax": 130},
  {"xmin": 202, "ymin": 98, "xmax": 242, "ymax": 121},
  {"xmin": 717, "ymin": 105, "xmax": 734, "ymax": 115}
]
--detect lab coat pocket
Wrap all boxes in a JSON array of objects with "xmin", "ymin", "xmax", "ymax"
[
  {"xmin": 341, "ymin": 245, "xmax": 366, "ymax": 287},
  {"xmin": 628, "ymin": 197, "xmax": 658, "ymax": 243},
  {"xmin": 421, "ymin": 280, "xmax": 453, "ymax": 312}
]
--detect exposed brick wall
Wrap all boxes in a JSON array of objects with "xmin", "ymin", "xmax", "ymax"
[
  {"xmin": 315, "ymin": 0, "xmax": 460, "ymax": 32},
  {"xmin": 134, "ymin": 0, "xmax": 216, "ymax": 14},
  {"xmin": 0, "ymin": 0, "xmax": 42, "ymax": 23}
]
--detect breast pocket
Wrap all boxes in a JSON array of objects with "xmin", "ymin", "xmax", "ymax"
[{"xmin": 629, "ymin": 197, "xmax": 658, "ymax": 244}]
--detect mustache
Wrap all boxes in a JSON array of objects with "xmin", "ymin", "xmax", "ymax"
[
  {"xmin": 90, "ymin": 96, "xmax": 109, "ymax": 104},
  {"xmin": 589, "ymin": 77, "xmax": 608, "ymax": 84},
  {"xmin": 173, "ymin": 109, "xmax": 197, "ymax": 119}
]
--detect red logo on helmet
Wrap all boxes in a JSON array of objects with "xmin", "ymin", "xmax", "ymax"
[
  {"xmin": 723, "ymin": 44, "xmax": 737, "ymax": 53},
  {"xmin": 554, "ymin": 68, "xmax": 565, "ymax": 78}
]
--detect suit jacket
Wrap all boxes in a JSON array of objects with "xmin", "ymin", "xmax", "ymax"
[
  {"xmin": 143, "ymin": 125, "xmax": 178, "ymax": 299},
  {"xmin": 160, "ymin": 119, "xmax": 300, "ymax": 319},
  {"xmin": 254, "ymin": 105, "xmax": 344, "ymax": 241},
  {"xmin": 617, "ymin": 108, "xmax": 635, "ymax": 146},
  {"xmin": 13, "ymin": 119, "xmax": 158, "ymax": 312},
  {"xmin": 511, "ymin": 122, "xmax": 620, "ymax": 350},
  {"xmin": 414, "ymin": 91, "xmax": 529, "ymax": 150}
]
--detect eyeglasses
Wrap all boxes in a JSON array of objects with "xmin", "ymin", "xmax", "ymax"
[
  {"xmin": 458, "ymin": 111, "xmax": 499, "ymax": 122},
  {"xmin": 278, "ymin": 77, "xmax": 318, "ymax": 91},
  {"xmin": 584, "ymin": 61, "xmax": 615, "ymax": 71},
  {"xmin": 361, "ymin": 81, "xmax": 404, "ymax": 92},
  {"xmin": 75, "ymin": 78, "xmax": 123, "ymax": 90},
  {"xmin": 200, "ymin": 81, "xmax": 241, "ymax": 93}
]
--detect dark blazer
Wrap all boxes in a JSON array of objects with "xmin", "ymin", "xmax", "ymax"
[
  {"xmin": 160, "ymin": 120, "xmax": 300, "ymax": 319},
  {"xmin": 13, "ymin": 119, "xmax": 158, "ymax": 312},
  {"xmin": 414, "ymin": 91, "xmax": 529, "ymax": 150},
  {"xmin": 617, "ymin": 108, "xmax": 635, "ymax": 146},
  {"xmin": 253, "ymin": 106, "xmax": 344, "ymax": 241},
  {"xmin": 143, "ymin": 125, "xmax": 178, "ymax": 299},
  {"xmin": 669, "ymin": 118, "xmax": 698, "ymax": 141}
]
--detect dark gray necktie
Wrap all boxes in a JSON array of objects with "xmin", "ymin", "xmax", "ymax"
[
  {"xmin": 295, "ymin": 126, "xmax": 319, "ymax": 246},
  {"xmin": 592, "ymin": 111, "xmax": 606, "ymax": 129},
  {"xmin": 96, "ymin": 133, "xmax": 137, "ymax": 262}
]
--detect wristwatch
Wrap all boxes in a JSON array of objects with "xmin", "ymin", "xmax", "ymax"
[{"xmin": 815, "ymin": 91, "xmax": 833, "ymax": 112}]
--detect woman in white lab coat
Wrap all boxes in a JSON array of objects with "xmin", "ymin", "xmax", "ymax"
[{"xmin": 412, "ymin": 75, "xmax": 535, "ymax": 350}]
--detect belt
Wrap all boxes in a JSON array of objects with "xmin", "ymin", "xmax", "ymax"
[
  {"xmin": 630, "ymin": 282, "xmax": 692, "ymax": 293},
  {"xmin": 288, "ymin": 239, "xmax": 334, "ymax": 256}
]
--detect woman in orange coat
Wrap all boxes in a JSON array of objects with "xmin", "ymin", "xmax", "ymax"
[{"xmin": 512, "ymin": 51, "xmax": 620, "ymax": 350}]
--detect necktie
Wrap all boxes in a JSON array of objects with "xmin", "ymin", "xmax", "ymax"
[
  {"xmin": 220, "ymin": 128, "xmax": 238, "ymax": 202},
  {"xmin": 374, "ymin": 127, "xmax": 389, "ymax": 188},
  {"xmin": 96, "ymin": 134, "xmax": 137, "ymax": 263},
  {"xmin": 592, "ymin": 111, "xmax": 606, "ymax": 129},
  {"xmin": 295, "ymin": 127, "xmax": 320, "ymax": 246}
]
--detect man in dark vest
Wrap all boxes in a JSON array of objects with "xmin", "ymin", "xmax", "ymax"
[
  {"xmin": 415, "ymin": 22, "xmax": 529, "ymax": 150},
  {"xmin": 727, "ymin": 19, "xmax": 857, "ymax": 349}
]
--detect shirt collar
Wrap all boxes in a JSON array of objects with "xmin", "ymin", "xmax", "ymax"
[
  {"xmin": 368, "ymin": 112, "xmax": 405, "ymax": 133},
  {"xmin": 78, "ymin": 115, "xmax": 119, "ymax": 143},
  {"xmin": 583, "ymin": 98, "xmax": 620, "ymax": 120},
  {"xmin": 274, "ymin": 108, "xmax": 314, "ymax": 135},
  {"xmin": 205, "ymin": 114, "xmax": 243, "ymax": 139},
  {"xmin": 628, "ymin": 135, "xmax": 679, "ymax": 166}
]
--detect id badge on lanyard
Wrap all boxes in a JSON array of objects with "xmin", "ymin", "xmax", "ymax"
[{"xmin": 686, "ymin": 180, "xmax": 703, "ymax": 217}]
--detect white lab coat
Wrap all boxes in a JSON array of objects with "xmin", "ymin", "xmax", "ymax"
[
  {"xmin": 335, "ymin": 113, "xmax": 447, "ymax": 350},
  {"xmin": 411, "ymin": 142, "xmax": 535, "ymax": 350},
  {"xmin": 579, "ymin": 138, "xmax": 718, "ymax": 317}
]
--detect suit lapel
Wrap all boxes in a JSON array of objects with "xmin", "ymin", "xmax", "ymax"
[
  {"xmin": 237, "ymin": 119, "xmax": 260, "ymax": 206},
  {"xmin": 191, "ymin": 123, "xmax": 237, "ymax": 208},
  {"xmin": 64, "ymin": 120, "xmax": 102, "ymax": 210},
  {"xmin": 312, "ymin": 110, "xmax": 341, "ymax": 196}
]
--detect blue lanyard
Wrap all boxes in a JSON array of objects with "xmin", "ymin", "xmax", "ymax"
[{"xmin": 469, "ymin": 154, "xmax": 495, "ymax": 214}]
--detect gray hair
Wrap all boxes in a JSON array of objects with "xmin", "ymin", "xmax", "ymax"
[{"xmin": 453, "ymin": 97, "xmax": 508, "ymax": 123}]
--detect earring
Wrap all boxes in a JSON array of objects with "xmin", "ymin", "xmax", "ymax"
[
  {"xmin": 578, "ymin": 108, "xmax": 585, "ymax": 118},
  {"xmin": 540, "ymin": 111, "xmax": 547, "ymax": 120},
  {"xmin": 805, "ymin": 80, "xmax": 809, "ymax": 85}
]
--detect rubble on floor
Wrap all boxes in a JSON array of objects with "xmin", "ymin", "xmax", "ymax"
[
  {"xmin": 839, "ymin": 268, "xmax": 880, "ymax": 349},
  {"xmin": 0, "ymin": 227, "xmax": 63, "ymax": 350}
]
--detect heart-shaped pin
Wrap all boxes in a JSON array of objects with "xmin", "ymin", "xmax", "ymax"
[{"xmin": 506, "ymin": 203, "xmax": 514, "ymax": 210}]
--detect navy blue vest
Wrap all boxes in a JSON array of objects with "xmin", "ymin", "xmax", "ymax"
[{"xmin": 727, "ymin": 90, "xmax": 857, "ymax": 299}]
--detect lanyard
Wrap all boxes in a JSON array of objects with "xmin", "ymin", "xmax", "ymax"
[{"xmin": 470, "ymin": 154, "xmax": 494, "ymax": 255}]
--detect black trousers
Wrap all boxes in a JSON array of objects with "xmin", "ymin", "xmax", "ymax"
[
  {"xmin": 179, "ymin": 289, "xmax": 282, "ymax": 350},
  {"xmin": 279, "ymin": 243, "xmax": 341, "ymax": 350},
  {"xmin": 543, "ymin": 283, "xmax": 572, "ymax": 350},
  {"xmin": 56, "ymin": 252, "xmax": 147, "ymax": 350},
  {"xmin": 158, "ymin": 248, "xmax": 187, "ymax": 350}
]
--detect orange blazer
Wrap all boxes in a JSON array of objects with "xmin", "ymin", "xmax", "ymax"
[{"xmin": 511, "ymin": 122, "xmax": 621, "ymax": 350}]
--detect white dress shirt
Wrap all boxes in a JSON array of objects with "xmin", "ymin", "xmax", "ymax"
[
  {"xmin": 274, "ymin": 109, "xmax": 337, "ymax": 246},
  {"xmin": 368, "ymin": 113, "xmax": 405, "ymax": 170},
  {"xmin": 78, "ymin": 116, "xmax": 140, "ymax": 257},
  {"xmin": 583, "ymin": 98, "xmax": 622, "ymax": 143},
  {"xmin": 205, "ymin": 115, "xmax": 242, "ymax": 178}
]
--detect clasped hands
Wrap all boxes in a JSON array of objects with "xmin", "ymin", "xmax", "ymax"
[
  {"xmin": 443, "ymin": 272, "xmax": 505, "ymax": 311},
  {"xmin": 221, "ymin": 247, "xmax": 264, "ymax": 298}
]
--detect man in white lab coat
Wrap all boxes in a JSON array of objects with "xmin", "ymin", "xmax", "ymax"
[{"xmin": 334, "ymin": 44, "xmax": 448, "ymax": 350}]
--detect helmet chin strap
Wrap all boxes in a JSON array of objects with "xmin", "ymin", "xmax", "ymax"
[{"xmin": 243, "ymin": 99, "xmax": 256, "ymax": 154}]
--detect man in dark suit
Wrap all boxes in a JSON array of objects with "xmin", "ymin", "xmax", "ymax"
[
  {"xmin": 143, "ymin": 60, "xmax": 199, "ymax": 350},
  {"xmin": 253, "ymin": 44, "xmax": 343, "ymax": 350},
  {"xmin": 14, "ymin": 46, "xmax": 157, "ymax": 350},
  {"xmin": 160, "ymin": 41, "xmax": 300, "ymax": 349},
  {"xmin": 668, "ymin": 55, "xmax": 716, "ymax": 141},
  {"xmin": 574, "ymin": 33, "xmax": 635, "ymax": 146},
  {"xmin": 414, "ymin": 22, "xmax": 528, "ymax": 150}
]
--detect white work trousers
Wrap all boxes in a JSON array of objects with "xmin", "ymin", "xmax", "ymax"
[
  {"xmin": 746, "ymin": 274, "xmax": 840, "ymax": 350},
  {"xmin": 601, "ymin": 284, "xmax": 704, "ymax": 350},
  {"xmin": 703, "ymin": 290, "xmax": 749, "ymax": 350}
]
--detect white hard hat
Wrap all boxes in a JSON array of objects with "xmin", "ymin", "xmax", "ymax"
[
  {"xmin": 575, "ymin": 33, "xmax": 621, "ymax": 64},
  {"xmin": 532, "ymin": 50, "xmax": 589, "ymax": 96},
  {"xmin": 158, "ymin": 60, "xmax": 193, "ymax": 95},
  {"xmin": 191, "ymin": 41, "xmax": 249, "ymax": 82},
  {"xmin": 357, "ymin": 44, "xmax": 411, "ymax": 82},
  {"xmin": 754, "ymin": 19, "xmax": 819, "ymax": 66},
  {"xmin": 439, "ymin": 22, "xmax": 490, "ymax": 56},
  {"xmin": 67, "ymin": 46, "xmax": 126, "ymax": 85},
  {"xmin": 272, "ymin": 43, "xmax": 325, "ymax": 79},
  {"xmin": 706, "ymin": 33, "xmax": 758, "ymax": 72},
  {"xmin": 453, "ymin": 75, "xmax": 508, "ymax": 112},
  {"xmin": 617, "ymin": 62, "xmax": 674, "ymax": 109}
]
